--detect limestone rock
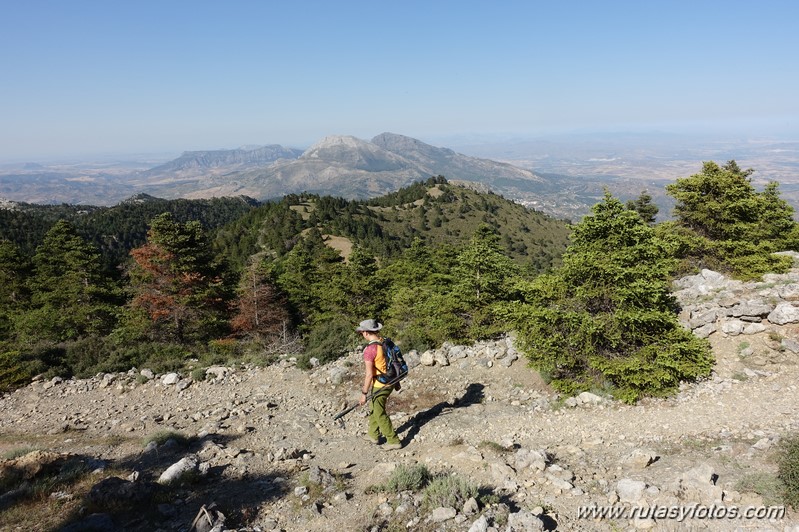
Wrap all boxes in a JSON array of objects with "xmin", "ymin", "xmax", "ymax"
[
  {"xmin": 468, "ymin": 515, "xmax": 488, "ymax": 532},
  {"xmin": 507, "ymin": 509, "xmax": 545, "ymax": 531},
  {"xmin": 430, "ymin": 506, "xmax": 457, "ymax": 522},
  {"xmin": 433, "ymin": 351, "xmax": 450, "ymax": 366},
  {"xmin": 768, "ymin": 303, "xmax": 799, "ymax": 325},
  {"xmin": 675, "ymin": 463, "xmax": 724, "ymax": 504},
  {"xmin": 462, "ymin": 496, "xmax": 479, "ymax": 516},
  {"xmin": 162, "ymin": 373, "xmax": 180, "ymax": 385},
  {"xmin": 205, "ymin": 366, "xmax": 232, "ymax": 380},
  {"xmin": 622, "ymin": 448, "xmax": 658, "ymax": 470},
  {"xmin": 157, "ymin": 454, "xmax": 199, "ymax": 485},
  {"xmin": 87, "ymin": 476, "xmax": 158, "ymax": 506},
  {"xmin": 577, "ymin": 391, "xmax": 602, "ymax": 405},
  {"xmin": 420, "ymin": 350, "xmax": 436, "ymax": 366},
  {"xmin": 617, "ymin": 478, "xmax": 647, "ymax": 503}
]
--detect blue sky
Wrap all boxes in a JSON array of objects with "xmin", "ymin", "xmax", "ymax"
[{"xmin": 1, "ymin": 0, "xmax": 798, "ymax": 160}]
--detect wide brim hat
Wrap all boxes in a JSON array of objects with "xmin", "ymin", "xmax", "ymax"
[{"xmin": 356, "ymin": 319, "xmax": 383, "ymax": 332}]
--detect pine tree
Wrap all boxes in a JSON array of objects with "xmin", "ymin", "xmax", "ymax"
[
  {"xmin": 626, "ymin": 190, "xmax": 658, "ymax": 225},
  {"xmin": 0, "ymin": 240, "xmax": 30, "ymax": 340},
  {"xmin": 231, "ymin": 257, "xmax": 291, "ymax": 340},
  {"xmin": 18, "ymin": 221, "xmax": 119, "ymax": 343},
  {"xmin": 274, "ymin": 228, "xmax": 344, "ymax": 328},
  {"xmin": 458, "ymin": 226, "xmax": 517, "ymax": 301},
  {"xmin": 123, "ymin": 213, "xmax": 232, "ymax": 343},
  {"xmin": 664, "ymin": 160, "xmax": 798, "ymax": 278},
  {"xmin": 511, "ymin": 193, "xmax": 712, "ymax": 403}
]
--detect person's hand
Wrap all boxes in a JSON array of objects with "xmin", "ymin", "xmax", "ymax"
[{"xmin": 358, "ymin": 393, "xmax": 367, "ymax": 406}]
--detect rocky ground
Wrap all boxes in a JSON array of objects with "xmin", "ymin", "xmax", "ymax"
[{"xmin": 2, "ymin": 263, "xmax": 799, "ymax": 532}]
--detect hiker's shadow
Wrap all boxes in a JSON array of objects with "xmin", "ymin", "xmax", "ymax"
[{"xmin": 395, "ymin": 383, "xmax": 484, "ymax": 444}]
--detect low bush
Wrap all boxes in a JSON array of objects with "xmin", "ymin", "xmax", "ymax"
[
  {"xmin": 298, "ymin": 317, "xmax": 354, "ymax": 369},
  {"xmin": 0, "ymin": 349, "xmax": 42, "ymax": 393},
  {"xmin": 779, "ymin": 434, "xmax": 799, "ymax": 508},
  {"xmin": 378, "ymin": 464, "xmax": 432, "ymax": 493},
  {"xmin": 143, "ymin": 430, "xmax": 190, "ymax": 448},
  {"xmin": 422, "ymin": 473, "xmax": 478, "ymax": 510},
  {"xmin": 736, "ymin": 472, "xmax": 784, "ymax": 506}
]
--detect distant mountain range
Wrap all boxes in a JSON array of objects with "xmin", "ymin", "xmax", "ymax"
[
  {"xmin": 141, "ymin": 145, "xmax": 304, "ymax": 176},
  {"xmin": 133, "ymin": 132, "xmax": 547, "ymax": 202},
  {"xmin": 0, "ymin": 132, "xmax": 684, "ymax": 220}
]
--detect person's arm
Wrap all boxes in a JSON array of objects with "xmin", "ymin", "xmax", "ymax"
[{"xmin": 359, "ymin": 359, "xmax": 376, "ymax": 405}]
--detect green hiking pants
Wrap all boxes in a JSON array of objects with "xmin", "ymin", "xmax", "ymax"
[{"xmin": 368, "ymin": 385, "xmax": 400, "ymax": 444}]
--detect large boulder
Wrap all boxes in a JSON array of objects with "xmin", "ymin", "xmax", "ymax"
[{"xmin": 768, "ymin": 303, "xmax": 799, "ymax": 325}]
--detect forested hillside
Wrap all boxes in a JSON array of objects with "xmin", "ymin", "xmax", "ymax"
[
  {"xmin": 0, "ymin": 194, "xmax": 258, "ymax": 272},
  {"xmin": 214, "ymin": 176, "xmax": 571, "ymax": 274},
  {"xmin": 1, "ymin": 163, "xmax": 797, "ymax": 404}
]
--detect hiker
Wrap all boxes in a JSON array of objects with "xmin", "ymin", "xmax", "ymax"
[{"xmin": 356, "ymin": 319, "xmax": 403, "ymax": 450}]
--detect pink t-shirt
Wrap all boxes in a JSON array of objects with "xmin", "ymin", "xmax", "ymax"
[{"xmin": 363, "ymin": 340, "xmax": 388, "ymax": 388}]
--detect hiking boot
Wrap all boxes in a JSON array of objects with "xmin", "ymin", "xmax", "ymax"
[
  {"xmin": 362, "ymin": 435, "xmax": 379, "ymax": 445},
  {"xmin": 383, "ymin": 442, "xmax": 402, "ymax": 450}
]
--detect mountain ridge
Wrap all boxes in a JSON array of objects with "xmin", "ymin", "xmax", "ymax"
[
  {"xmin": 157, "ymin": 132, "xmax": 546, "ymax": 202},
  {"xmin": 0, "ymin": 132, "xmax": 657, "ymax": 220}
]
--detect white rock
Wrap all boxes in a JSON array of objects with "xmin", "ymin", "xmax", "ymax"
[
  {"xmin": 430, "ymin": 506, "xmax": 456, "ymax": 522},
  {"xmin": 768, "ymin": 302, "xmax": 799, "ymax": 325},
  {"xmin": 205, "ymin": 366, "xmax": 232, "ymax": 379},
  {"xmin": 468, "ymin": 515, "xmax": 488, "ymax": 532},
  {"xmin": 433, "ymin": 351, "xmax": 450, "ymax": 366},
  {"xmin": 720, "ymin": 319, "xmax": 745, "ymax": 335},
  {"xmin": 162, "ymin": 373, "xmax": 180, "ymax": 385},
  {"xmin": 577, "ymin": 391, "xmax": 602, "ymax": 405},
  {"xmin": 158, "ymin": 455, "xmax": 199, "ymax": 484},
  {"xmin": 742, "ymin": 323, "xmax": 766, "ymax": 335},
  {"xmin": 462, "ymin": 497, "xmax": 479, "ymax": 516},
  {"xmin": 752, "ymin": 437, "xmax": 771, "ymax": 450},
  {"xmin": 507, "ymin": 509, "xmax": 545, "ymax": 531},
  {"xmin": 622, "ymin": 449, "xmax": 658, "ymax": 470},
  {"xmin": 420, "ymin": 350, "xmax": 436, "ymax": 366},
  {"xmin": 617, "ymin": 478, "xmax": 647, "ymax": 503}
]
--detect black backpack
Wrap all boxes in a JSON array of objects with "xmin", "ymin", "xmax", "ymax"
[{"xmin": 375, "ymin": 337, "xmax": 408, "ymax": 384}]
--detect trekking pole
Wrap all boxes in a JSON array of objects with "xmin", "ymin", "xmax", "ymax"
[{"xmin": 332, "ymin": 372, "xmax": 407, "ymax": 421}]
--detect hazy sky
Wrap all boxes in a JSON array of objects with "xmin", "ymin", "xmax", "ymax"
[{"xmin": 2, "ymin": 0, "xmax": 798, "ymax": 160}]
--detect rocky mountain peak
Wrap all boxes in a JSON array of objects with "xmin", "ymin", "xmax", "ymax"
[
  {"xmin": 299, "ymin": 135, "xmax": 409, "ymax": 172},
  {"xmin": 371, "ymin": 132, "xmax": 441, "ymax": 153}
]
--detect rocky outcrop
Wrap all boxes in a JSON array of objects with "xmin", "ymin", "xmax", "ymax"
[{"xmin": 673, "ymin": 252, "xmax": 799, "ymax": 339}]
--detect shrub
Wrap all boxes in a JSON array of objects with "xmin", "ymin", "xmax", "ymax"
[
  {"xmin": 422, "ymin": 473, "xmax": 478, "ymax": 510},
  {"xmin": 779, "ymin": 434, "xmax": 799, "ymax": 508},
  {"xmin": 144, "ymin": 430, "xmax": 190, "ymax": 448},
  {"xmin": 206, "ymin": 338, "xmax": 241, "ymax": 363},
  {"xmin": 0, "ymin": 350, "xmax": 40, "ymax": 392},
  {"xmin": 66, "ymin": 336, "xmax": 134, "ymax": 377},
  {"xmin": 298, "ymin": 317, "xmax": 354, "ymax": 369},
  {"xmin": 478, "ymin": 440, "xmax": 511, "ymax": 454},
  {"xmin": 736, "ymin": 472, "xmax": 784, "ymax": 506},
  {"xmin": 2, "ymin": 447, "xmax": 37, "ymax": 460},
  {"xmin": 379, "ymin": 464, "xmax": 432, "ymax": 493},
  {"xmin": 135, "ymin": 343, "xmax": 191, "ymax": 374}
]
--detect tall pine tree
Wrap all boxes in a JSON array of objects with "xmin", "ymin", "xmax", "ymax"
[
  {"xmin": 122, "ymin": 213, "xmax": 232, "ymax": 343},
  {"xmin": 17, "ymin": 221, "xmax": 118, "ymax": 344},
  {"xmin": 511, "ymin": 193, "xmax": 712, "ymax": 403}
]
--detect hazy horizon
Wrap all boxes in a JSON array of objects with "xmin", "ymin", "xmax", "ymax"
[
  {"xmin": 2, "ymin": 1, "xmax": 797, "ymax": 162},
  {"xmin": 3, "ymin": 125, "xmax": 798, "ymax": 167}
]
